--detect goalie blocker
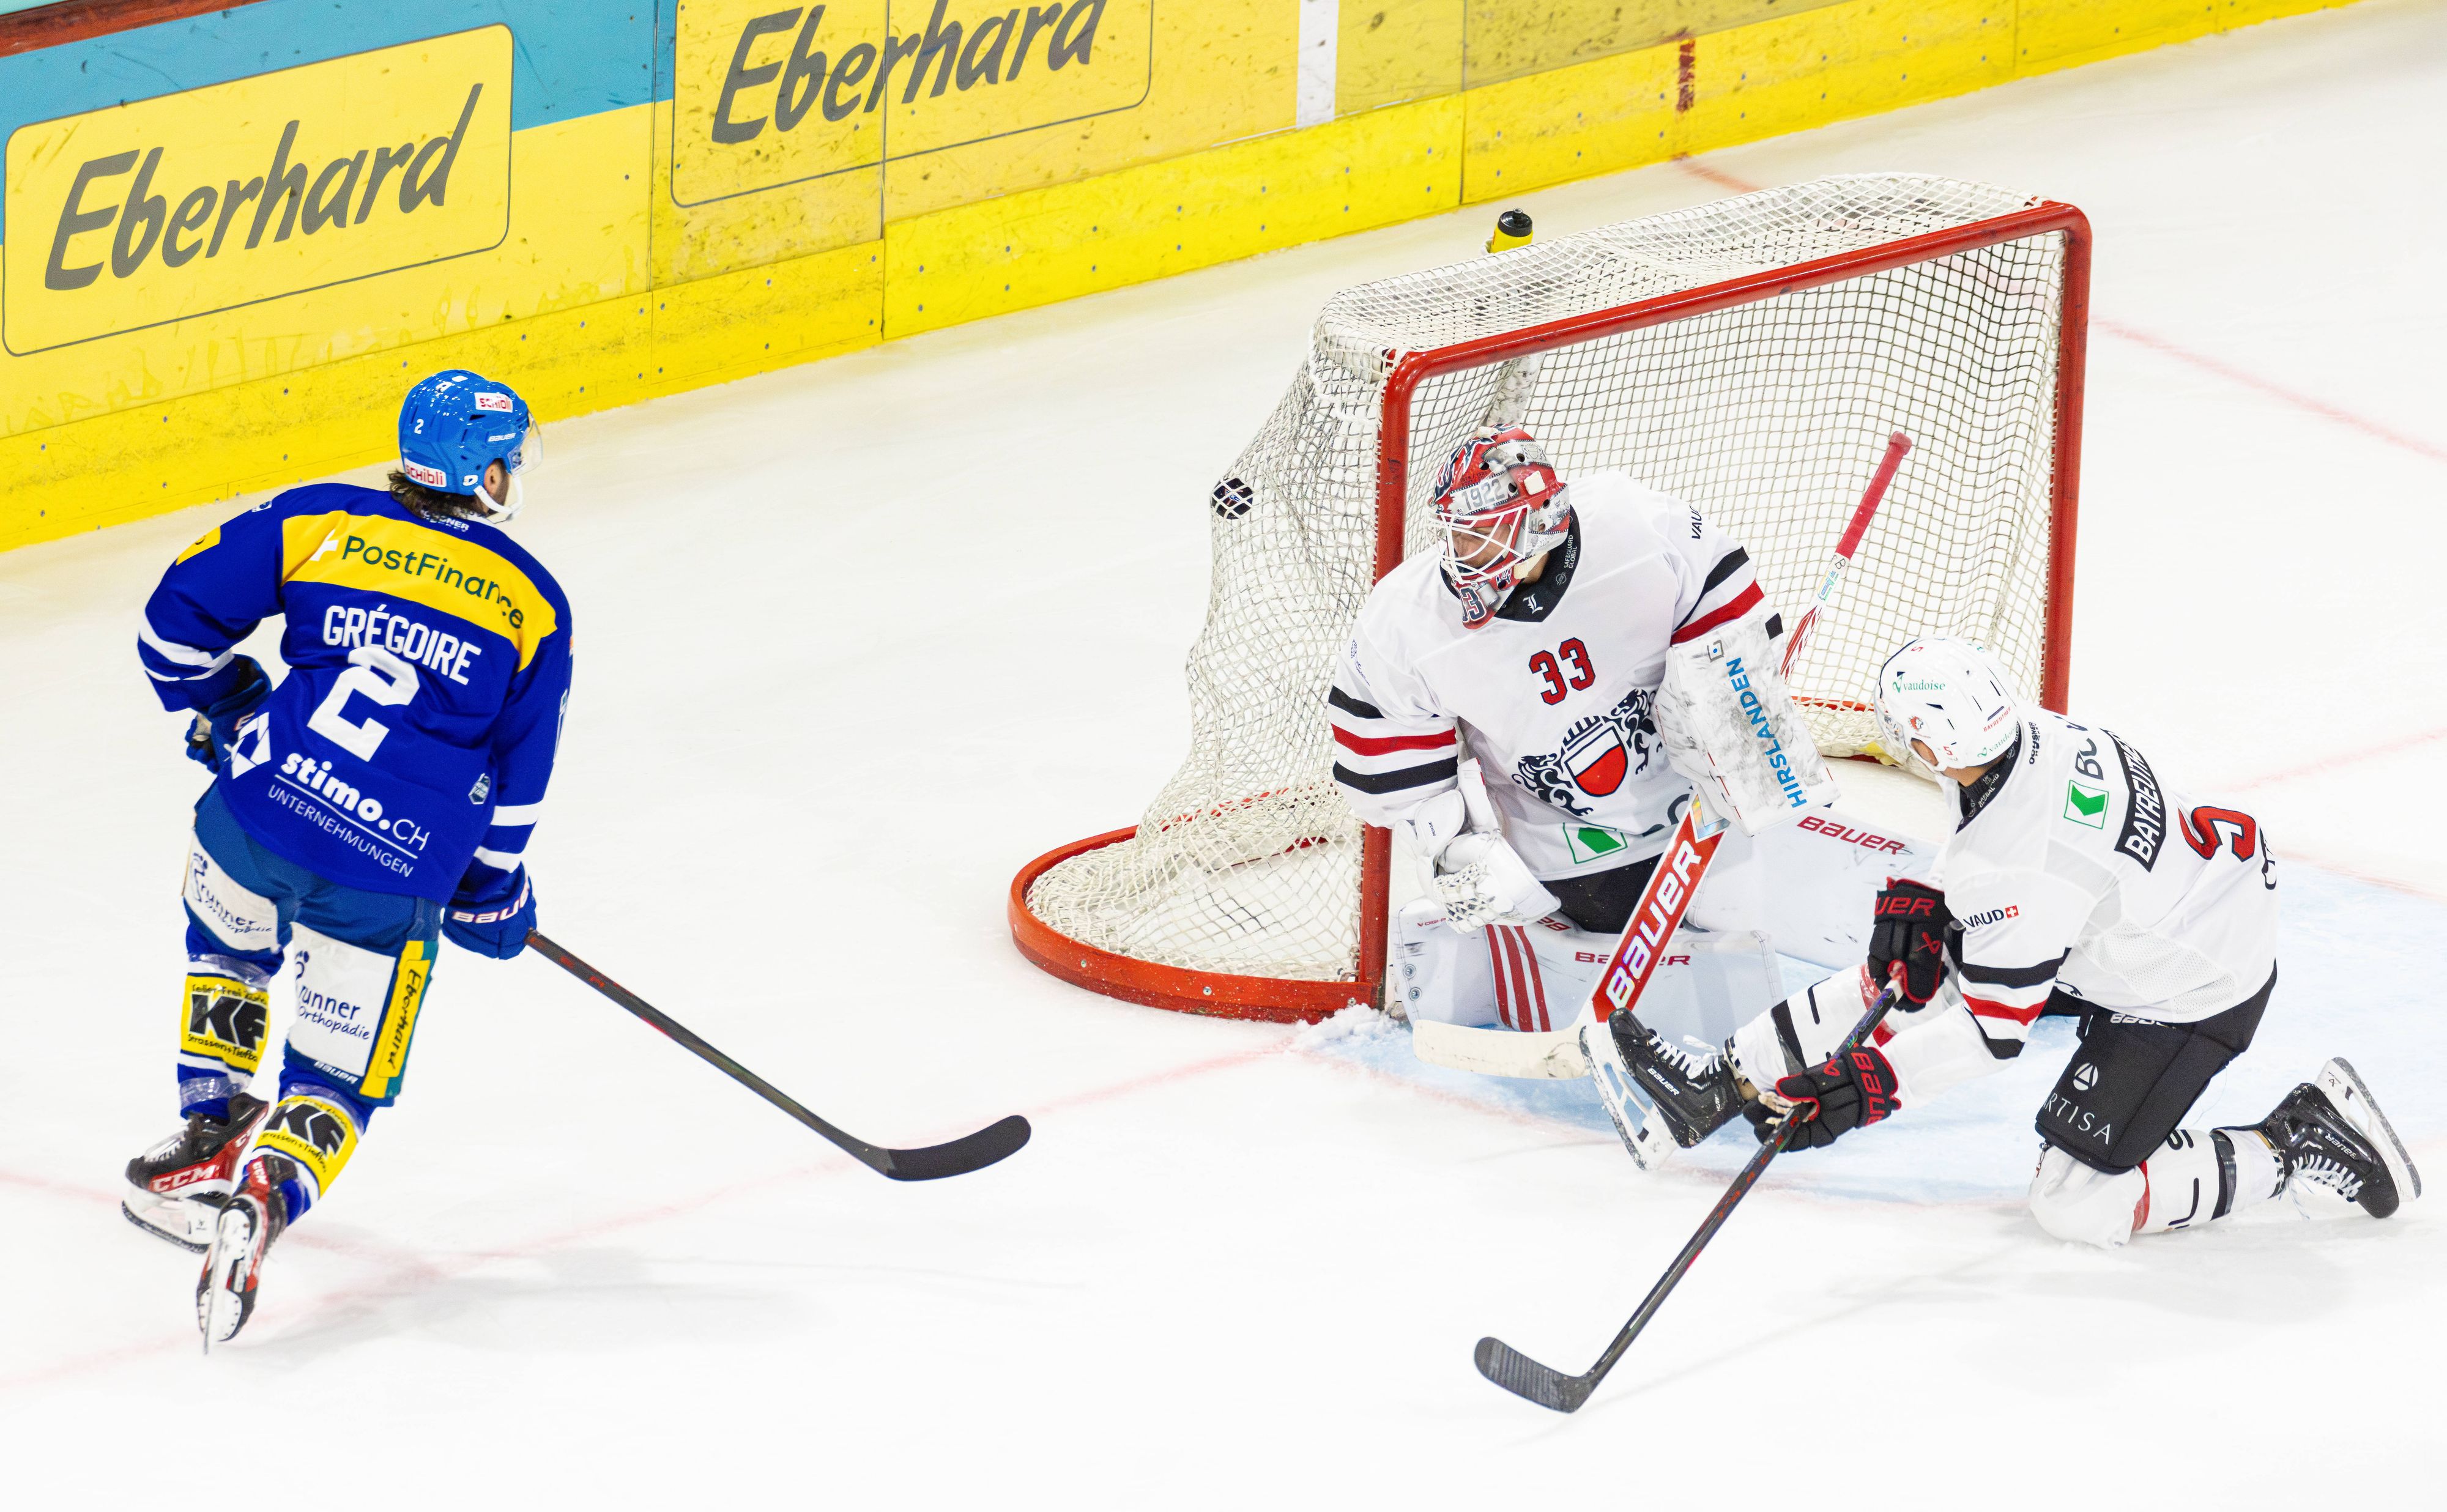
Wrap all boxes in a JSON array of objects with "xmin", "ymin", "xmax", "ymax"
[{"xmin": 1653, "ymin": 601, "xmax": 1839, "ymax": 838}]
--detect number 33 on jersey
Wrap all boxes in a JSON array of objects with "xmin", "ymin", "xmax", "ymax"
[
  {"xmin": 139, "ymin": 485, "xmax": 574, "ymax": 902},
  {"xmin": 1328, "ymin": 470, "xmax": 1767, "ymax": 881}
]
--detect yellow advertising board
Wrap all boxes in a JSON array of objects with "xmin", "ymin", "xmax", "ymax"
[
  {"xmin": 652, "ymin": 0, "xmax": 1244, "ymax": 286},
  {"xmin": 0, "ymin": 0, "xmax": 2364, "ymax": 555},
  {"xmin": 669, "ymin": 0, "xmax": 1153, "ymax": 206},
  {"xmin": 4, "ymin": 26, "xmax": 512, "ymax": 357}
]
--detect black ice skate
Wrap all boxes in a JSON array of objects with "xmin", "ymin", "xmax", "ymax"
[
  {"xmin": 2257, "ymin": 1058, "xmax": 2421, "ymax": 1220},
  {"xmin": 1616, "ymin": 1015, "xmax": 1745, "ymax": 1147},
  {"xmin": 123, "ymin": 1092, "xmax": 269, "ymax": 1252},
  {"xmin": 1582, "ymin": 1014, "xmax": 1742, "ymax": 1168},
  {"xmin": 197, "ymin": 1155, "xmax": 292, "ymax": 1352}
]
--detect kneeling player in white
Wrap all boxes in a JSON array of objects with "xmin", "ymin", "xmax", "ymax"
[
  {"xmin": 1331, "ymin": 425, "xmax": 1831, "ymax": 1031},
  {"xmin": 1596, "ymin": 637, "xmax": 2419, "ymax": 1245}
]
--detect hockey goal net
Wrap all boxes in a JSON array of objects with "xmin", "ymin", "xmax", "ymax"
[{"xmin": 1011, "ymin": 174, "xmax": 2089, "ymax": 1022}]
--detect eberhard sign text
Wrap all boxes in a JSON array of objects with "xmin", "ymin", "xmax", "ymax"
[
  {"xmin": 672, "ymin": 0, "xmax": 1152, "ymax": 206},
  {"xmin": 2, "ymin": 26, "xmax": 512, "ymax": 354}
]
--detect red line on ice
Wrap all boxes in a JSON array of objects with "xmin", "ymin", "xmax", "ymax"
[
  {"xmin": 2089, "ymin": 318, "xmax": 2447, "ymax": 466},
  {"xmin": 2226, "ymin": 725, "xmax": 2447, "ymax": 794},
  {"xmin": 0, "ymin": 1047, "xmax": 1279, "ymax": 1395}
]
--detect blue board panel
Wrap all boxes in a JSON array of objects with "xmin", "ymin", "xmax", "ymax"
[{"xmin": 0, "ymin": 1, "xmax": 652, "ymax": 209}]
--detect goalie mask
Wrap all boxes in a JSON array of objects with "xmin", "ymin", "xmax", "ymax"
[
  {"xmin": 1873, "ymin": 636, "xmax": 2023, "ymax": 774},
  {"xmin": 1431, "ymin": 426, "xmax": 1572, "ymax": 629}
]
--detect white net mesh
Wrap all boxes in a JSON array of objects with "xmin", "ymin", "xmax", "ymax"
[{"xmin": 1027, "ymin": 174, "xmax": 2072, "ymax": 990}]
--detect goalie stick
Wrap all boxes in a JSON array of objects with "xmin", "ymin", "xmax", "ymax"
[
  {"xmin": 1473, "ymin": 982, "xmax": 1900, "ymax": 1412},
  {"xmin": 529, "ymin": 932, "xmax": 1031, "ymax": 1181},
  {"xmin": 1782, "ymin": 430, "xmax": 1912, "ymax": 681},
  {"xmin": 1409, "ymin": 432, "xmax": 1915, "ymax": 1082}
]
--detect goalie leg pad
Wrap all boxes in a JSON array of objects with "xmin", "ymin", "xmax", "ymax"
[
  {"xmin": 1394, "ymin": 903, "xmax": 1612, "ymax": 1034},
  {"xmin": 1393, "ymin": 899, "xmax": 1498, "ymax": 1026}
]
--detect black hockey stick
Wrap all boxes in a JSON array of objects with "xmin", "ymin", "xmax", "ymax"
[
  {"xmin": 528, "ymin": 931, "xmax": 1031, "ymax": 1181},
  {"xmin": 1475, "ymin": 984, "xmax": 1900, "ymax": 1412}
]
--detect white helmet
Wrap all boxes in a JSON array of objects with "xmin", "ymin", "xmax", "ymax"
[{"xmin": 1873, "ymin": 637, "xmax": 2023, "ymax": 773}]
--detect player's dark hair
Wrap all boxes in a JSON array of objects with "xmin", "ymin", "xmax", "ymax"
[{"xmin": 387, "ymin": 469, "xmax": 484, "ymax": 524}]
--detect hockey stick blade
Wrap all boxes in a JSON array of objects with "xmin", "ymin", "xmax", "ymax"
[
  {"xmin": 1474, "ymin": 1335, "xmax": 1596, "ymax": 1414},
  {"xmin": 529, "ymin": 932, "xmax": 1031, "ymax": 1181},
  {"xmin": 877, "ymin": 1114, "xmax": 1033, "ymax": 1181}
]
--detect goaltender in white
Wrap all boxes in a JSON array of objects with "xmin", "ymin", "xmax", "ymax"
[
  {"xmin": 1330, "ymin": 424, "xmax": 1847, "ymax": 1040},
  {"xmin": 1591, "ymin": 636, "xmax": 2421, "ymax": 1247}
]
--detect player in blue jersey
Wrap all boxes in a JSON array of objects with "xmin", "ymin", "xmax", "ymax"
[{"xmin": 121, "ymin": 370, "xmax": 575, "ymax": 1348}]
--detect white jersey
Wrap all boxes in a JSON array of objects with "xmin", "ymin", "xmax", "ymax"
[
  {"xmin": 1329, "ymin": 471, "xmax": 1767, "ymax": 880},
  {"xmin": 1875, "ymin": 707, "xmax": 2280, "ymax": 1103}
]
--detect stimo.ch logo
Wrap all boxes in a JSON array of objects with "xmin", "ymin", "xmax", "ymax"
[
  {"xmin": 673, "ymin": 0, "xmax": 1153, "ymax": 206},
  {"xmin": 1, "ymin": 26, "xmax": 513, "ymax": 355}
]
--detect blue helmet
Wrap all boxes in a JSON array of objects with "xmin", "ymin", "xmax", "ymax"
[{"xmin": 398, "ymin": 369, "xmax": 538, "ymax": 521}]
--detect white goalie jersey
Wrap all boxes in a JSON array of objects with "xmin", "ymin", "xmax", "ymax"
[{"xmin": 1329, "ymin": 470, "xmax": 1770, "ymax": 880}]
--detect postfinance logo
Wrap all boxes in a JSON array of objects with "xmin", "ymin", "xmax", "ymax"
[
  {"xmin": 279, "ymin": 512, "xmax": 557, "ymax": 669},
  {"xmin": 2, "ymin": 26, "xmax": 511, "ymax": 355},
  {"xmin": 672, "ymin": 0, "xmax": 1153, "ymax": 205}
]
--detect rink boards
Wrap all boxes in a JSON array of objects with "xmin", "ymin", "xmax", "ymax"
[{"xmin": 0, "ymin": 0, "xmax": 2361, "ymax": 552}]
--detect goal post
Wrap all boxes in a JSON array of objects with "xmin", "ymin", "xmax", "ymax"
[{"xmin": 1010, "ymin": 176, "xmax": 2091, "ymax": 1023}]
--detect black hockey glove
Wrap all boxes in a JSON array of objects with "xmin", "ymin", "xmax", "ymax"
[
  {"xmin": 1866, "ymin": 878, "xmax": 1951, "ymax": 1006},
  {"xmin": 183, "ymin": 656, "xmax": 272, "ymax": 769},
  {"xmin": 1743, "ymin": 1044, "xmax": 1900, "ymax": 1151}
]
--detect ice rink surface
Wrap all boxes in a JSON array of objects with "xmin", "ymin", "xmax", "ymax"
[{"xmin": 7, "ymin": 3, "xmax": 2446, "ymax": 1503}]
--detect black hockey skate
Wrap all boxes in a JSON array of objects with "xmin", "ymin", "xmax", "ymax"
[
  {"xmin": 2257, "ymin": 1058, "xmax": 2421, "ymax": 1220},
  {"xmin": 198, "ymin": 1155, "xmax": 292, "ymax": 1351},
  {"xmin": 1584, "ymin": 1014, "xmax": 1743, "ymax": 1165},
  {"xmin": 123, "ymin": 1093, "xmax": 269, "ymax": 1253}
]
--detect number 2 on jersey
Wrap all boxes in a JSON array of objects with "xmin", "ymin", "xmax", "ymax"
[
  {"xmin": 308, "ymin": 645, "xmax": 421, "ymax": 760},
  {"xmin": 1528, "ymin": 638, "xmax": 1595, "ymax": 705}
]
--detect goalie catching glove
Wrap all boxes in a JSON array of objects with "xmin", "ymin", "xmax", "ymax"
[
  {"xmin": 1400, "ymin": 788, "xmax": 1558, "ymax": 932},
  {"xmin": 1652, "ymin": 591, "xmax": 1838, "ymax": 835}
]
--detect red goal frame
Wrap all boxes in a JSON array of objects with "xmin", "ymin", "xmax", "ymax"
[{"xmin": 1011, "ymin": 201, "xmax": 2092, "ymax": 1023}]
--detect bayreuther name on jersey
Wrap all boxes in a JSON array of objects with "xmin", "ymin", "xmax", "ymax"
[{"xmin": 710, "ymin": 0, "xmax": 1112, "ymax": 144}]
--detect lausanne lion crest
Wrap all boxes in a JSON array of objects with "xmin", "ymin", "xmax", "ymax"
[{"xmin": 1513, "ymin": 687, "xmax": 1657, "ymax": 817}]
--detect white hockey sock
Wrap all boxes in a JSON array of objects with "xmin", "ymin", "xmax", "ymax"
[
  {"xmin": 2134, "ymin": 1128, "xmax": 2284, "ymax": 1237},
  {"xmin": 2219, "ymin": 1127, "xmax": 2289, "ymax": 1209},
  {"xmin": 1726, "ymin": 966, "xmax": 1879, "ymax": 1090}
]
